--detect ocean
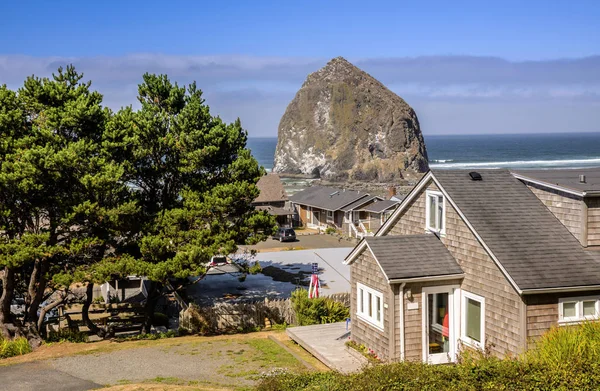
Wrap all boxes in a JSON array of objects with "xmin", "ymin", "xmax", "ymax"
[{"xmin": 247, "ymin": 133, "xmax": 600, "ymax": 172}]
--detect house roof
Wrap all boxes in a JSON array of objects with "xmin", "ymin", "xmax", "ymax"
[
  {"xmin": 512, "ymin": 168, "xmax": 600, "ymax": 196},
  {"xmin": 358, "ymin": 200, "xmax": 400, "ymax": 213},
  {"xmin": 346, "ymin": 235, "xmax": 464, "ymax": 282},
  {"xmin": 431, "ymin": 169, "xmax": 600, "ymax": 292},
  {"xmin": 290, "ymin": 186, "xmax": 370, "ymax": 211},
  {"xmin": 254, "ymin": 174, "xmax": 288, "ymax": 203},
  {"xmin": 340, "ymin": 195, "xmax": 382, "ymax": 212},
  {"xmin": 255, "ymin": 205, "xmax": 293, "ymax": 216}
]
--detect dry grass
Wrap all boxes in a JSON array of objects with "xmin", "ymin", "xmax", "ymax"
[{"xmin": 101, "ymin": 385, "xmax": 230, "ymax": 391}]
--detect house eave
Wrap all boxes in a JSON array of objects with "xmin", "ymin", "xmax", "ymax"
[
  {"xmin": 511, "ymin": 173, "xmax": 585, "ymax": 198},
  {"xmin": 388, "ymin": 273, "xmax": 465, "ymax": 284},
  {"xmin": 521, "ymin": 285, "xmax": 600, "ymax": 295}
]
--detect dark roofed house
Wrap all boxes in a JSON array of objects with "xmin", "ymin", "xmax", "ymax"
[
  {"xmin": 290, "ymin": 185, "xmax": 384, "ymax": 237},
  {"xmin": 344, "ymin": 168, "xmax": 600, "ymax": 364},
  {"xmin": 252, "ymin": 173, "xmax": 292, "ymax": 226}
]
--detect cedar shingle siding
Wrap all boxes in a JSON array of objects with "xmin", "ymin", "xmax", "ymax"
[
  {"xmin": 526, "ymin": 183, "xmax": 583, "ymax": 244},
  {"xmin": 350, "ymin": 250, "xmax": 391, "ymax": 360},
  {"xmin": 588, "ymin": 197, "xmax": 600, "ymax": 246}
]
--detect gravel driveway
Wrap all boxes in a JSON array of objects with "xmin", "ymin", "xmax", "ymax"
[{"xmin": 0, "ymin": 336, "xmax": 308, "ymax": 391}]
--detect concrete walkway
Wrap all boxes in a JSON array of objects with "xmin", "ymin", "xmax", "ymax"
[{"xmin": 287, "ymin": 322, "xmax": 367, "ymax": 374}]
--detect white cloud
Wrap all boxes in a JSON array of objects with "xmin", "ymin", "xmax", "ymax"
[{"xmin": 1, "ymin": 54, "xmax": 599, "ymax": 135}]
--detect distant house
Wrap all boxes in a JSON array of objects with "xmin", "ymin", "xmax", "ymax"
[
  {"xmin": 290, "ymin": 185, "xmax": 398, "ymax": 237},
  {"xmin": 252, "ymin": 173, "xmax": 293, "ymax": 226},
  {"xmin": 345, "ymin": 169, "xmax": 600, "ymax": 364}
]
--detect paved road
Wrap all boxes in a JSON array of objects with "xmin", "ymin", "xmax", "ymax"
[
  {"xmin": 187, "ymin": 247, "xmax": 354, "ymax": 305},
  {"xmin": 0, "ymin": 362, "xmax": 101, "ymax": 391}
]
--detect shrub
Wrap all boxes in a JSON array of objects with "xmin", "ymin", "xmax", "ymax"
[
  {"xmin": 0, "ymin": 336, "xmax": 32, "ymax": 359},
  {"xmin": 256, "ymin": 322, "xmax": 600, "ymax": 391},
  {"xmin": 290, "ymin": 288, "xmax": 349, "ymax": 326},
  {"xmin": 325, "ymin": 227, "xmax": 336, "ymax": 235}
]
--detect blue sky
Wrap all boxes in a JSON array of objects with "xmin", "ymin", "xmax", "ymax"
[{"xmin": 1, "ymin": 0, "xmax": 599, "ymax": 136}]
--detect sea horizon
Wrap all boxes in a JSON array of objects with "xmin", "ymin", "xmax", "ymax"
[{"xmin": 248, "ymin": 132, "xmax": 600, "ymax": 172}]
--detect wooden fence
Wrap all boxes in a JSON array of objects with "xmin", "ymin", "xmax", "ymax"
[{"xmin": 180, "ymin": 292, "xmax": 350, "ymax": 333}]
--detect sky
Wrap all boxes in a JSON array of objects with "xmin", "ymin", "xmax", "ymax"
[{"xmin": 1, "ymin": 0, "xmax": 599, "ymax": 136}]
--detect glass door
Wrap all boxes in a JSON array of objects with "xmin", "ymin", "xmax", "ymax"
[{"xmin": 422, "ymin": 287, "xmax": 456, "ymax": 364}]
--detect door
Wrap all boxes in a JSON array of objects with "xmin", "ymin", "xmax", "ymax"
[{"xmin": 422, "ymin": 286, "xmax": 458, "ymax": 364}]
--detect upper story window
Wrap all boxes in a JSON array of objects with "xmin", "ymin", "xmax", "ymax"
[
  {"xmin": 426, "ymin": 190, "xmax": 445, "ymax": 234},
  {"xmin": 559, "ymin": 296, "xmax": 600, "ymax": 324}
]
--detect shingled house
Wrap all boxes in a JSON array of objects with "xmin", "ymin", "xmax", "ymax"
[
  {"xmin": 290, "ymin": 186, "xmax": 392, "ymax": 237},
  {"xmin": 345, "ymin": 169, "xmax": 600, "ymax": 364},
  {"xmin": 252, "ymin": 173, "xmax": 293, "ymax": 227}
]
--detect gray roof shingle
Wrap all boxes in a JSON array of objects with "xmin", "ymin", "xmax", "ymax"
[
  {"xmin": 512, "ymin": 168, "xmax": 600, "ymax": 195},
  {"xmin": 340, "ymin": 195, "xmax": 380, "ymax": 212},
  {"xmin": 365, "ymin": 235, "xmax": 463, "ymax": 281},
  {"xmin": 254, "ymin": 174, "xmax": 288, "ymax": 203},
  {"xmin": 432, "ymin": 169, "xmax": 600, "ymax": 291},
  {"xmin": 290, "ymin": 186, "xmax": 369, "ymax": 211},
  {"xmin": 359, "ymin": 200, "xmax": 400, "ymax": 213}
]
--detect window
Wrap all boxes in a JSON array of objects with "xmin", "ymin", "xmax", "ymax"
[
  {"xmin": 356, "ymin": 283, "xmax": 384, "ymax": 329},
  {"xmin": 426, "ymin": 190, "xmax": 445, "ymax": 234},
  {"xmin": 327, "ymin": 210, "xmax": 334, "ymax": 222},
  {"xmin": 559, "ymin": 296, "xmax": 600, "ymax": 323},
  {"xmin": 461, "ymin": 291, "xmax": 485, "ymax": 348}
]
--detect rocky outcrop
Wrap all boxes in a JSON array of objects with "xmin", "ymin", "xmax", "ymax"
[{"xmin": 273, "ymin": 57, "xmax": 428, "ymax": 182}]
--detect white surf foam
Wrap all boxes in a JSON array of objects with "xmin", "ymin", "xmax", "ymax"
[{"xmin": 430, "ymin": 157, "xmax": 600, "ymax": 169}]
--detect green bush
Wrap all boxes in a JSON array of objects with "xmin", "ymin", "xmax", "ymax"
[
  {"xmin": 46, "ymin": 329, "xmax": 89, "ymax": 343},
  {"xmin": 290, "ymin": 288, "xmax": 349, "ymax": 326},
  {"xmin": 256, "ymin": 322, "xmax": 600, "ymax": 391},
  {"xmin": 325, "ymin": 227, "xmax": 336, "ymax": 235},
  {"xmin": 0, "ymin": 336, "xmax": 32, "ymax": 359}
]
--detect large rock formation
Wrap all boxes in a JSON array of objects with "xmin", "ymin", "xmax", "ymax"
[{"xmin": 273, "ymin": 57, "xmax": 428, "ymax": 182}]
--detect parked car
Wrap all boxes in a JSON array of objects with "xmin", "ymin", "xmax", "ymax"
[{"xmin": 272, "ymin": 227, "xmax": 296, "ymax": 242}]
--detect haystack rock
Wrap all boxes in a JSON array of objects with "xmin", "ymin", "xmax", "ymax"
[{"xmin": 273, "ymin": 57, "xmax": 428, "ymax": 182}]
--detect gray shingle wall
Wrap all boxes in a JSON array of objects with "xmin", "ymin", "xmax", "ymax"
[
  {"xmin": 525, "ymin": 290, "xmax": 600, "ymax": 344},
  {"xmin": 588, "ymin": 198, "xmax": 600, "ymax": 246},
  {"xmin": 350, "ymin": 250, "xmax": 391, "ymax": 361},
  {"xmin": 526, "ymin": 183, "xmax": 583, "ymax": 244},
  {"xmin": 388, "ymin": 181, "xmax": 431, "ymax": 235}
]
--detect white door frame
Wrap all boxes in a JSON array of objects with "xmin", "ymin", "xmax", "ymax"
[{"xmin": 421, "ymin": 285, "xmax": 460, "ymax": 364}]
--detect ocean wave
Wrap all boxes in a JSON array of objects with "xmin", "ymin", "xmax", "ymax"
[
  {"xmin": 430, "ymin": 157, "xmax": 600, "ymax": 169},
  {"xmin": 431, "ymin": 159, "xmax": 454, "ymax": 163}
]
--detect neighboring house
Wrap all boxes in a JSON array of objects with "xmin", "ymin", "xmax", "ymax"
[
  {"xmin": 252, "ymin": 173, "xmax": 293, "ymax": 226},
  {"xmin": 355, "ymin": 200, "xmax": 399, "ymax": 233},
  {"xmin": 344, "ymin": 169, "xmax": 600, "ymax": 364},
  {"xmin": 512, "ymin": 168, "xmax": 600, "ymax": 247},
  {"xmin": 290, "ymin": 186, "xmax": 384, "ymax": 237}
]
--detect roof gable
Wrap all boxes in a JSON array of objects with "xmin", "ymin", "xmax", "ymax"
[
  {"xmin": 345, "ymin": 235, "xmax": 463, "ymax": 282},
  {"xmin": 254, "ymin": 174, "xmax": 288, "ymax": 203}
]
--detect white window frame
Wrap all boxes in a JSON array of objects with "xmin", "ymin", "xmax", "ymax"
[
  {"xmin": 356, "ymin": 283, "xmax": 384, "ymax": 330},
  {"xmin": 425, "ymin": 190, "xmax": 446, "ymax": 235},
  {"xmin": 558, "ymin": 296, "xmax": 600, "ymax": 324},
  {"xmin": 461, "ymin": 291, "xmax": 485, "ymax": 349}
]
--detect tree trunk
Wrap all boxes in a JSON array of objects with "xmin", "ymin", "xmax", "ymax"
[
  {"xmin": 0, "ymin": 267, "xmax": 16, "ymax": 339},
  {"xmin": 25, "ymin": 259, "xmax": 48, "ymax": 322},
  {"xmin": 37, "ymin": 290, "xmax": 68, "ymax": 332},
  {"xmin": 143, "ymin": 281, "xmax": 162, "ymax": 334},
  {"xmin": 82, "ymin": 282, "xmax": 107, "ymax": 338}
]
